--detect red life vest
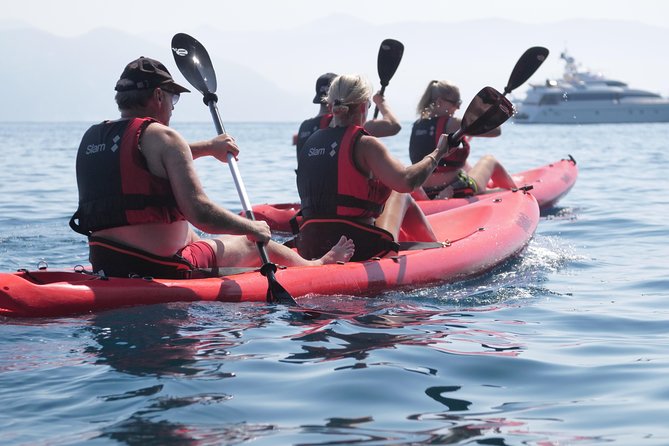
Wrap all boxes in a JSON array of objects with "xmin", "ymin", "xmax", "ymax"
[
  {"xmin": 296, "ymin": 125, "xmax": 392, "ymax": 219},
  {"xmin": 69, "ymin": 117, "xmax": 185, "ymax": 235}
]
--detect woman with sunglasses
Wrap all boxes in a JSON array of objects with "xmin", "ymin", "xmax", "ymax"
[
  {"xmin": 409, "ymin": 80, "xmax": 517, "ymax": 199},
  {"xmin": 295, "ymin": 74, "xmax": 453, "ymax": 262}
]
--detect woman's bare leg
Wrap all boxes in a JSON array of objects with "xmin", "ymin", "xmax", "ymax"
[
  {"xmin": 375, "ymin": 191, "xmax": 410, "ymax": 240},
  {"xmin": 468, "ymin": 155, "xmax": 517, "ymax": 191},
  {"xmin": 376, "ymin": 191, "xmax": 437, "ymax": 242}
]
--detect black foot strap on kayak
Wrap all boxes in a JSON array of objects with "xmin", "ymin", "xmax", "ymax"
[
  {"xmin": 511, "ymin": 185, "xmax": 534, "ymax": 193},
  {"xmin": 283, "ymin": 238, "xmax": 446, "ymax": 252},
  {"xmin": 398, "ymin": 241, "xmax": 448, "ymax": 251}
]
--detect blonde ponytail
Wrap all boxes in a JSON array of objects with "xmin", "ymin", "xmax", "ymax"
[{"xmin": 327, "ymin": 74, "xmax": 372, "ymax": 118}]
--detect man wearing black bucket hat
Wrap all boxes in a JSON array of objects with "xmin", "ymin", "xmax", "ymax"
[
  {"xmin": 69, "ymin": 57, "xmax": 354, "ymax": 279},
  {"xmin": 294, "ymin": 72, "xmax": 402, "ymax": 158}
]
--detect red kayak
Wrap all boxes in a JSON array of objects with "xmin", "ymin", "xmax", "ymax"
[
  {"xmin": 0, "ymin": 189, "xmax": 539, "ymax": 318},
  {"xmin": 252, "ymin": 157, "xmax": 577, "ymax": 233}
]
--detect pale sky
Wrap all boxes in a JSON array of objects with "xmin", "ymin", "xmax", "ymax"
[
  {"xmin": 3, "ymin": 0, "xmax": 669, "ymax": 122},
  {"xmin": 3, "ymin": 0, "xmax": 668, "ymax": 36}
]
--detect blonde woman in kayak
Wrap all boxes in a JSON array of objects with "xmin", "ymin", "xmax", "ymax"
[
  {"xmin": 409, "ymin": 80, "xmax": 517, "ymax": 199},
  {"xmin": 70, "ymin": 57, "xmax": 354, "ymax": 279},
  {"xmin": 295, "ymin": 74, "xmax": 453, "ymax": 262},
  {"xmin": 294, "ymin": 72, "xmax": 402, "ymax": 157}
]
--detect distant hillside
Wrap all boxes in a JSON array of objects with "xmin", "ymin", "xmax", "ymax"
[{"xmin": 1, "ymin": 16, "xmax": 668, "ymax": 122}]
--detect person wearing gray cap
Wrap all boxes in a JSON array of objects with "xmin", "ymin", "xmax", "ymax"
[
  {"xmin": 294, "ymin": 73, "xmax": 337, "ymax": 155},
  {"xmin": 294, "ymin": 72, "xmax": 402, "ymax": 159},
  {"xmin": 69, "ymin": 57, "xmax": 354, "ymax": 279}
]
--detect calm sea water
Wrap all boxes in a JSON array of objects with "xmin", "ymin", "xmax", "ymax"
[{"xmin": 1, "ymin": 120, "xmax": 668, "ymax": 445}]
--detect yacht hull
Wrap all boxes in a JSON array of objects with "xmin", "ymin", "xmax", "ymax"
[{"xmin": 514, "ymin": 102, "xmax": 669, "ymax": 124}]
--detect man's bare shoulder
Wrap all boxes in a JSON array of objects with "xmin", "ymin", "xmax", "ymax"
[
  {"xmin": 142, "ymin": 122, "xmax": 183, "ymax": 147},
  {"xmin": 139, "ymin": 122, "xmax": 192, "ymax": 178},
  {"xmin": 139, "ymin": 123, "xmax": 192, "ymax": 162}
]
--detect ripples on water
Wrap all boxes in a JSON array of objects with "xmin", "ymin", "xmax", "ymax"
[{"xmin": 1, "ymin": 122, "xmax": 669, "ymax": 445}]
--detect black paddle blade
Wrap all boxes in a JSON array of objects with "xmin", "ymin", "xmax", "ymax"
[
  {"xmin": 266, "ymin": 273, "xmax": 298, "ymax": 306},
  {"xmin": 260, "ymin": 263, "xmax": 298, "ymax": 306},
  {"xmin": 377, "ymin": 39, "xmax": 404, "ymax": 87},
  {"xmin": 504, "ymin": 46, "xmax": 549, "ymax": 95},
  {"xmin": 171, "ymin": 33, "xmax": 218, "ymax": 95},
  {"xmin": 461, "ymin": 87, "xmax": 514, "ymax": 136}
]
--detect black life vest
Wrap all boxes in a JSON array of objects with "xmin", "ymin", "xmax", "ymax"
[
  {"xmin": 296, "ymin": 125, "xmax": 392, "ymax": 219},
  {"xmin": 296, "ymin": 113, "xmax": 333, "ymax": 154},
  {"xmin": 409, "ymin": 116, "xmax": 469, "ymax": 171},
  {"xmin": 69, "ymin": 118, "xmax": 185, "ymax": 235}
]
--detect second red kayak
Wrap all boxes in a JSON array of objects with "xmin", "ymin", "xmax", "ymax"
[{"xmin": 251, "ymin": 157, "xmax": 577, "ymax": 233}]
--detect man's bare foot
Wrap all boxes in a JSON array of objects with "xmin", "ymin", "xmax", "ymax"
[{"xmin": 316, "ymin": 236, "xmax": 355, "ymax": 265}]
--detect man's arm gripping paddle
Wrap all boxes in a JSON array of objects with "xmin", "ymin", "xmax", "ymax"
[{"xmin": 171, "ymin": 33, "xmax": 297, "ymax": 306}]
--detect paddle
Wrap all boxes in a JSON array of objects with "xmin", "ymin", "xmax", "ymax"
[
  {"xmin": 448, "ymin": 46, "xmax": 548, "ymax": 147},
  {"xmin": 373, "ymin": 38, "xmax": 404, "ymax": 119},
  {"xmin": 503, "ymin": 46, "xmax": 549, "ymax": 96},
  {"xmin": 170, "ymin": 33, "xmax": 297, "ymax": 306},
  {"xmin": 449, "ymin": 86, "xmax": 513, "ymax": 147}
]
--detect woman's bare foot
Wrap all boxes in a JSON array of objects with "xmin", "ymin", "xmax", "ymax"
[{"xmin": 315, "ymin": 236, "xmax": 355, "ymax": 265}]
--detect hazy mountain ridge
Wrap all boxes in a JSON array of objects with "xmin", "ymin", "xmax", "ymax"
[{"xmin": 2, "ymin": 16, "xmax": 667, "ymax": 122}]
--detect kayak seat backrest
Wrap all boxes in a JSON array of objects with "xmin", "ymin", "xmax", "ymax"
[{"xmin": 295, "ymin": 218, "xmax": 399, "ymax": 262}]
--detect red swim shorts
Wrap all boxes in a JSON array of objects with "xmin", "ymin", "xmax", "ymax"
[{"xmin": 177, "ymin": 241, "xmax": 218, "ymax": 269}]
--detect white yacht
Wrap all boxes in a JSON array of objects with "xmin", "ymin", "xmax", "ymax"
[{"xmin": 513, "ymin": 52, "xmax": 669, "ymax": 124}]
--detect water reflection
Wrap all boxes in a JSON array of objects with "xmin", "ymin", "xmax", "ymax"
[
  {"xmin": 86, "ymin": 305, "xmax": 203, "ymax": 376},
  {"xmin": 85, "ymin": 303, "xmax": 271, "ymax": 377},
  {"xmin": 283, "ymin": 301, "xmax": 524, "ymax": 365},
  {"xmin": 73, "ymin": 297, "xmax": 526, "ymax": 444},
  {"xmin": 425, "ymin": 386, "xmax": 472, "ymax": 412},
  {"xmin": 96, "ymin": 382, "xmax": 279, "ymax": 446},
  {"xmin": 275, "ymin": 302, "xmax": 542, "ymax": 444},
  {"xmin": 82, "ymin": 303, "xmax": 277, "ymax": 445},
  {"xmin": 100, "ymin": 415, "xmax": 199, "ymax": 446},
  {"xmin": 298, "ymin": 406, "xmax": 595, "ymax": 446},
  {"xmin": 295, "ymin": 418, "xmax": 522, "ymax": 445}
]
